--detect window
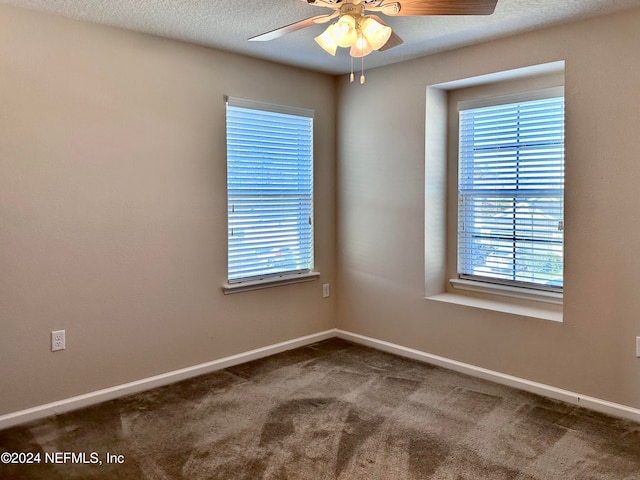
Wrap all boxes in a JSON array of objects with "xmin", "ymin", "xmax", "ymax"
[
  {"xmin": 225, "ymin": 97, "xmax": 315, "ymax": 290},
  {"xmin": 457, "ymin": 90, "xmax": 565, "ymax": 292}
]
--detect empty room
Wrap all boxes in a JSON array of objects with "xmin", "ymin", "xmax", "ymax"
[{"xmin": 1, "ymin": 0, "xmax": 640, "ymax": 478}]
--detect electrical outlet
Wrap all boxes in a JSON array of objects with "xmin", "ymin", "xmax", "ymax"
[
  {"xmin": 51, "ymin": 330, "xmax": 65, "ymax": 352},
  {"xmin": 636, "ymin": 337, "xmax": 640, "ymax": 358},
  {"xmin": 322, "ymin": 283, "xmax": 330, "ymax": 298}
]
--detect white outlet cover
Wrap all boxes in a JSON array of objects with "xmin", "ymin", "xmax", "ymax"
[{"xmin": 52, "ymin": 330, "xmax": 66, "ymax": 352}]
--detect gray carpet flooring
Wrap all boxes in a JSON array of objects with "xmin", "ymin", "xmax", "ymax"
[{"xmin": 1, "ymin": 338, "xmax": 639, "ymax": 479}]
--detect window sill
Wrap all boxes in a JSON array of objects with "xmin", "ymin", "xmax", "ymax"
[
  {"xmin": 426, "ymin": 278, "xmax": 563, "ymax": 323},
  {"xmin": 222, "ymin": 271, "xmax": 320, "ymax": 295},
  {"xmin": 427, "ymin": 292, "xmax": 562, "ymax": 322}
]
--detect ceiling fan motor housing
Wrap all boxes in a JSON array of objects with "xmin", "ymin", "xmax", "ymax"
[{"xmin": 340, "ymin": 3, "xmax": 365, "ymax": 16}]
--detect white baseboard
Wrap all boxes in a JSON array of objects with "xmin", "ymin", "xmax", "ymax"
[
  {"xmin": 0, "ymin": 329, "xmax": 337, "ymax": 431},
  {"xmin": 3, "ymin": 328, "xmax": 638, "ymax": 431},
  {"xmin": 336, "ymin": 329, "xmax": 640, "ymax": 424}
]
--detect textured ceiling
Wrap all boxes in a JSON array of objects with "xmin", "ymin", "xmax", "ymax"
[{"xmin": 3, "ymin": 0, "xmax": 640, "ymax": 74}]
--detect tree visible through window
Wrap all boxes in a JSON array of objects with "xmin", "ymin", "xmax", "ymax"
[
  {"xmin": 457, "ymin": 94, "xmax": 564, "ymax": 290},
  {"xmin": 226, "ymin": 97, "xmax": 314, "ymax": 283}
]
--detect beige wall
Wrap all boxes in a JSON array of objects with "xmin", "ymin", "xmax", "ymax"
[
  {"xmin": 337, "ymin": 8, "xmax": 640, "ymax": 409},
  {"xmin": 0, "ymin": 5, "xmax": 337, "ymax": 415}
]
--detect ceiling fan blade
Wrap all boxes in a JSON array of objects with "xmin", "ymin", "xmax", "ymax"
[
  {"xmin": 249, "ymin": 12, "xmax": 338, "ymax": 42},
  {"xmin": 368, "ymin": 15, "xmax": 404, "ymax": 51},
  {"xmin": 379, "ymin": 31, "xmax": 404, "ymax": 51},
  {"xmin": 383, "ymin": 0, "xmax": 498, "ymax": 16}
]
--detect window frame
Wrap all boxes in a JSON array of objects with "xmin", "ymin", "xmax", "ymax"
[
  {"xmin": 223, "ymin": 97, "xmax": 318, "ymax": 294},
  {"xmin": 452, "ymin": 86, "xmax": 565, "ymax": 304}
]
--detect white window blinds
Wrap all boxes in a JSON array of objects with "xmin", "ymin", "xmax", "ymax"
[
  {"xmin": 458, "ymin": 93, "xmax": 565, "ymax": 290},
  {"xmin": 226, "ymin": 97, "xmax": 314, "ymax": 283}
]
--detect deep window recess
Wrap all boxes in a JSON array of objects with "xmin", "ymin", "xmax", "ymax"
[
  {"xmin": 457, "ymin": 90, "xmax": 565, "ymax": 292},
  {"xmin": 225, "ymin": 97, "xmax": 314, "ymax": 285}
]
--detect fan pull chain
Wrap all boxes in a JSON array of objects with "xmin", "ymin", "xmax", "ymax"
[
  {"xmin": 349, "ymin": 31, "xmax": 365, "ymax": 85},
  {"xmin": 350, "ymin": 56, "xmax": 354, "ymax": 83}
]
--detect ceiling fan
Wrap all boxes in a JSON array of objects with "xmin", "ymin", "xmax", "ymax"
[{"xmin": 249, "ymin": 0, "xmax": 498, "ymax": 82}]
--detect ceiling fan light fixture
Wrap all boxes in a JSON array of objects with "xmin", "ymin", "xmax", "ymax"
[
  {"xmin": 314, "ymin": 24, "xmax": 338, "ymax": 55},
  {"xmin": 349, "ymin": 34, "xmax": 373, "ymax": 58},
  {"xmin": 360, "ymin": 16, "xmax": 392, "ymax": 51},
  {"xmin": 331, "ymin": 15, "xmax": 358, "ymax": 47}
]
